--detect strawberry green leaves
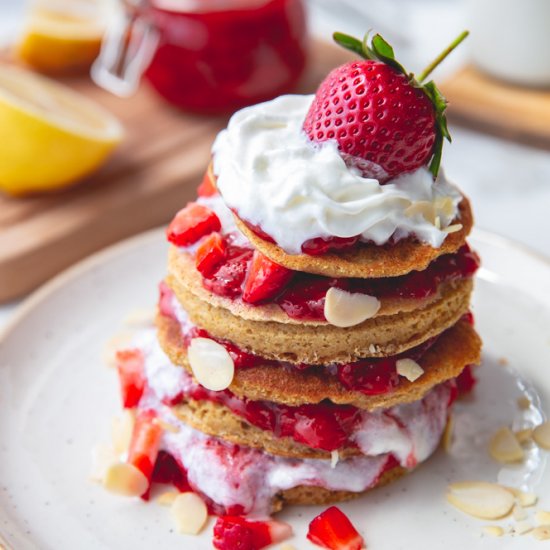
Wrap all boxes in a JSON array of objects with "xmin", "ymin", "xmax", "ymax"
[{"xmin": 332, "ymin": 30, "xmax": 469, "ymax": 178}]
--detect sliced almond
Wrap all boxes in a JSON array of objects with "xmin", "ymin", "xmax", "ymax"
[
  {"xmin": 103, "ymin": 462, "xmax": 148, "ymax": 497},
  {"xmin": 532, "ymin": 526, "xmax": 550, "ymax": 541},
  {"xmin": 396, "ymin": 358, "xmax": 424, "ymax": 382},
  {"xmin": 279, "ymin": 545, "xmax": 297, "ymax": 550},
  {"xmin": 90, "ymin": 443, "xmax": 119, "ymax": 482},
  {"xmin": 170, "ymin": 492, "xmax": 208, "ymax": 535},
  {"xmin": 324, "ymin": 287, "xmax": 380, "ymax": 328},
  {"xmin": 157, "ymin": 491, "xmax": 180, "ymax": 506},
  {"xmin": 443, "ymin": 223, "xmax": 463, "ymax": 234},
  {"xmin": 434, "ymin": 196, "xmax": 455, "ymax": 217},
  {"xmin": 331, "ymin": 450, "xmax": 339, "ymax": 469},
  {"xmin": 489, "ymin": 427, "xmax": 525, "ymax": 463},
  {"xmin": 405, "ymin": 201, "xmax": 436, "ymax": 223},
  {"xmin": 188, "ymin": 337, "xmax": 235, "ymax": 391},
  {"xmin": 446, "ymin": 481, "xmax": 515, "ymax": 519},
  {"xmin": 516, "ymin": 491, "xmax": 538, "ymax": 507},
  {"xmin": 111, "ymin": 409, "xmax": 135, "ymax": 455},
  {"xmin": 442, "ymin": 414, "xmax": 454, "ymax": 452},
  {"xmin": 535, "ymin": 510, "xmax": 550, "ymax": 525},
  {"xmin": 514, "ymin": 521, "xmax": 533, "ymax": 535},
  {"xmin": 482, "ymin": 526, "xmax": 504, "ymax": 537},
  {"xmin": 515, "ymin": 428, "xmax": 533, "ymax": 445},
  {"xmin": 533, "ymin": 421, "xmax": 550, "ymax": 450},
  {"xmin": 102, "ymin": 330, "xmax": 134, "ymax": 368}
]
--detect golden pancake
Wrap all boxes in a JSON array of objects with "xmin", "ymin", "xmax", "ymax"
[
  {"xmin": 166, "ymin": 275, "xmax": 473, "ymax": 364},
  {"xmin": 157, "ymin": 314, "xmax": 481, "ymax": 410},
  {"xmin": 172, "ymin": 399, "xmax": 361, "ymax": 460},
  {"xmin": 234, "ymin": 198, "xmax": 473, "ymax": 279},
  {"xmin": 168, "ymin": 245, "xmax": 465, "ymax": 325}
]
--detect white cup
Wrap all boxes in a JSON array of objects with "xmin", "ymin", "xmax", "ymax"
[{"xmin": 467, "ymin": 0, "xmax": 550, "ymax": 87}]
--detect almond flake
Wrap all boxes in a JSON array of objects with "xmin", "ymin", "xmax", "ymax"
[
  {"xmin": 396, "ymin": 358, "xmax": 424, "ymax": 382},
  {"xmin": 405, "ymin": 201, "xmax": 436, "ymax": 224},
  {"xmin": 533, "ymin": 421, "xmax": 550, "ymax": 450},
  {"xmin": 324, "ymin": 287, "xmax": 380, "ymax": 328},
  {"xmin": 532, "ymin": 526, "xmax": 550, "ymax": 540},
  {"xmin": 442, "ymin": 414, "xmax": 454, "ymax": 452},
  {"xmin": 170, "ymin": 492, "xmax": 208, "ymax": 535},
  {"xmin": 443, "ymin": 223, "xmax": 463, "ymax": 234},
  {"xmin": 514, "ymin": 521, "xmax": 533, "ymax": 535},
  {"xmin": 90, "ymin": 443, "xmax": 119, "ymax": 482},
  {"xmin": 111, "ymin": 410, "xmax": 135, "ymax": 455},
  {"xmin": 517, "ymin": 396, "xmax": 531, "ymax": 410},
  {"xmin": 535, "ymin": 510, "xmax": 550, "ymax": 525},
  {"xmin": 157, "ymin": 491, "xmax": 180, "ymax": 506},
  {"xmin": 482, "ymin": 526, "xmax": 504, "ymax": 537},
  {"xmin": 103, "ymin": 463, "xmax": 148, "ymax": 497},
  {"xmin": 331, "ymin": 450, "xmax": 339, "ymax": 469},
  {"xmin": 188, "ymin": 337, "xmax": 235, "ymax": 391},
  {"xmin": 279, "ymin": 545, "xmax": 297, "ymax": 550},
  {"xmin": 434, "ymin": 216, "xmax": 441, "ymax": 229},
  {"xmin": 102, "ymin": 330, "xmax": 134, "ymax": 368},
  {"xmin": 517, "ymin": 491, "xmax": 538, "ymax": 507},
  {"xmin": 434, "ymin": 197, "xmax": 455, "ymax": 217},
  {"xmin": 515, "ymin": 428, "xmax": 533, "ymax": 444},
  {"xmin": 489, "ymin": 427, "xmax": 525, "ymax": 463},
  {"xmin": 446, "ymin": 481, "xmax": 515, "ymax": 520}
]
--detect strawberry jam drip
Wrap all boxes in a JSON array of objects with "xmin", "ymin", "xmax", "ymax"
[{"xmin": 193, "ymin": 238, "xmax": 479, "ymax": 320}]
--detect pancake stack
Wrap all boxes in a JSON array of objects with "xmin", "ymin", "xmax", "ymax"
[{"xmin": 104, "ymin": 32, "xmax": 482, "ymax": 534}]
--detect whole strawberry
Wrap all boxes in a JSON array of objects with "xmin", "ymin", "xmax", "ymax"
[{"xmin": 303, "ymin": 31, "xmax": 468, "ymax": 181}]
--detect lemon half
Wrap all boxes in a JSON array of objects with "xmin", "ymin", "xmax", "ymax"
[{"xmin": 0, "ymin": 64, "xmax": 124, "ymax": 195}]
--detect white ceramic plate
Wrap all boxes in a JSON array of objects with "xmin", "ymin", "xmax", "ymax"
[{"xmin": 0, "ymin": 228, "xmax": 549, "ymax": 550}]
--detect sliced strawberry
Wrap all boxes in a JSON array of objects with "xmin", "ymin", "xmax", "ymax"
[
  {"xmin": 197, "ymin": 171, "xmax": 218, "ymax": 197},
  {"xmin": 151, "ymin": 450, "xmax": 191, "ymax": 492},
  {"xmin": 307, "ymin": 506, "xmax": 364, "ymax": 550},
  {"xmin": 127, "ymin": 409, "xmax": 163, "ymax": 495},
  {"xmin": 242, "ymin": 251, "xmax": 293, "ymax": 304},
  {"xmin": 115, "ymin": 349, "xmax": 145, "ymax": 408},
  {"xmin": 213, "ymin": 516, "xmax": 292, "ymax": 550},
  {"xmin": 196, "ymin": 232, "xmax": 227, "ymax": 276},
  {"xmin": 166, "ymin": 202, "xmax": 221, "ymax": 247}
]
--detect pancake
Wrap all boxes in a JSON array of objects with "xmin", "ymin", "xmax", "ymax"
[
  {"xmin": 168, "ymin": 245, "xmax": 466, "ymax": 325},
  {"xmin": 157, "ymin": 314, "xmax": 481, "ymax": 410},
  {"xmin": 166, "ymin": 274, "xmax": 473, "ymax": 364},
  {"xmin": 271, "ymin": 465, "xmax": 407, "ymax": 512},
  {"xmin": 172, "ymin": 399, "xmax": 360, "ymax": 460},
  {"xmin": 234, "ymin": 197, "xmax": 473, "ymax": 279}
]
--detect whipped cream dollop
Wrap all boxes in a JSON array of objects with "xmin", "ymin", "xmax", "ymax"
[{"xmin": 212, "ymin": 94, "xmax": 463, "ymax": 254}]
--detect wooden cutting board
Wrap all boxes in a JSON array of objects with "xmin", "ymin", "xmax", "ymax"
[
  {"xmin": 441, "ymin": 65, "xmax": 550, "ymax": 147},
  {"xmin": 0, "ymin": 40, "xmax": 352, "ymax": 302}
]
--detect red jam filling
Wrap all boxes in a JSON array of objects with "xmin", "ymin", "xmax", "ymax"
[{"xmin": 193, "ymin": 240, "xmax": 479, "ymax": 321}]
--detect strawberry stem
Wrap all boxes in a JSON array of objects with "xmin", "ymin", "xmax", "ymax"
[{"xmin": 417, "ymin": 31, "xmax": 469, "ymax": 83}]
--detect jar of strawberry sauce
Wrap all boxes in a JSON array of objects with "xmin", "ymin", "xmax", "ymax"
[{"xmin": 92, "ymin": 0, "xmax": 307, "ymax": 113}]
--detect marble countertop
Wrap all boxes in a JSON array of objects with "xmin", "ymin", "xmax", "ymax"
[{"xmin": 1, "ymin": 0, "xmax": 549, "ymax": 330}]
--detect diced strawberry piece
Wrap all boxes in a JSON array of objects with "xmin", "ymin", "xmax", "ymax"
[
  {"xmin": 127, "ymin": 409, "xmax": 163, "ymax": 493},
  {"xmin": 213, "ymin": 516, "xmax": 292, "ymax": 550},
  {"xmin": 197, "ymin": 171, "xmax": 218, "ymax": 197},
  {"xmin": 166, "ymin": 202, "xmax": 221, "ymax": 247},
  {"xmin": 307, "ymin": 507, "xmax": 364, "ymax": 550},
  {"xmin": 196, "ymin": 232, "xmax": 227, "ymax": 276},
  {"xmin": 115, "ymin": 349, "xmax": 145, "ymax": 408},
  {"xmin": 242, "ymin": 251, "xmax": 293, "ymax": 304},
  {"xmin": 301, "ymin": 236, "xmax": 359, "ymax": 256}
]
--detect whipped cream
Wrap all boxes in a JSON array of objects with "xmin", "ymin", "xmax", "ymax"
[
  {"xmin": 132, "ymin": 327, "xmax": 450, "ymax": 514},
  {"xmin": 212, "ymin": 94, "xmax": 463, "ymax": 253}
]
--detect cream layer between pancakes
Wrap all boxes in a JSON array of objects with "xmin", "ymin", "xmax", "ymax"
[{"xmin": 133, "ymin": 328, "xmax": 452, "ymax": 515}]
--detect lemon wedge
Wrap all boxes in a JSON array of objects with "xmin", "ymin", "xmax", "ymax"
[
  {"xmin": 16, "ymin": 0, "xmax": 112, "ymax": 74},
  {"xmin": 0, "ymin": 64, "xmax": 123, "ymax": 195}
]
